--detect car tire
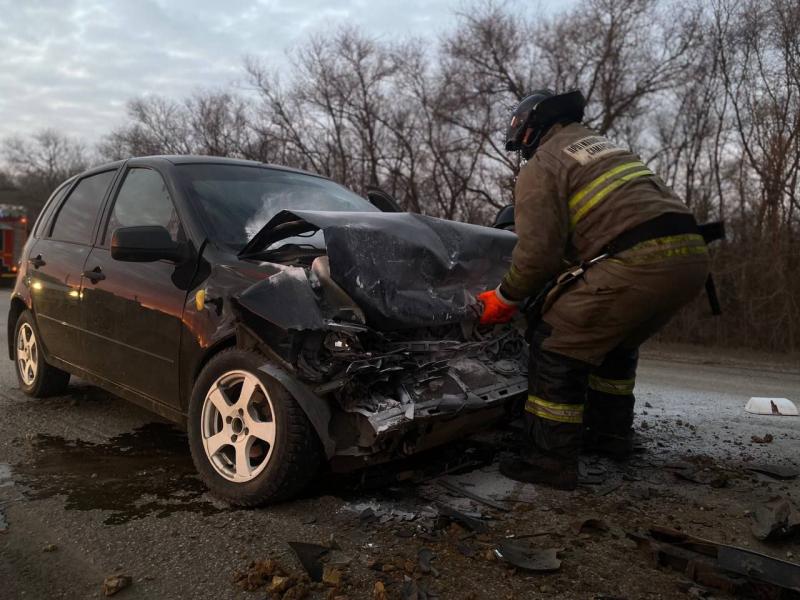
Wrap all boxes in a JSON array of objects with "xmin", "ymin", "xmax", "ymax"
[
  {"xmin": 187, "ymin": 348, "xmax": 323, "ymax": 506},
  {"xmin": 14, "ymin": 310, "xmax": 70, "ymax": 397}
]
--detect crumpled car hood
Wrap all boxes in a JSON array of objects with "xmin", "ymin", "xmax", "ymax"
[{"xmin": 240, "ymin": 209, "xmax": 517, "ymax": 330}]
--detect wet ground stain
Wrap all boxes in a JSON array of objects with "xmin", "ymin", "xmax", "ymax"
[{"xmin": 13, "ymin": 423, "xmax": 226, "ymax": 525}]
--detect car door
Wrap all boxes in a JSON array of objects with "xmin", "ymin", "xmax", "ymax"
[
  {"xmin": 80, "ymin": 166, "xmax": 188, "ymax": 406},
  {"xmin": 28, "ymin": 170, "xmax": 117, "ymax": 366}
]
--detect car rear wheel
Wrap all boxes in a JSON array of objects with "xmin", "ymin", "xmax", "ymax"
[
  {"xmin": 187, "ymin": 348, "xmax": 323, "ymax": 506},
  {"xmin": 14, "ymin": 310, "xmax": 70, "ymax": 397}
]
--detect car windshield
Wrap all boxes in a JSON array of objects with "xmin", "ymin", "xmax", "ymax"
[{"xmin": 178, "ymin": 164, "xmax": 377, "ymax": 249}]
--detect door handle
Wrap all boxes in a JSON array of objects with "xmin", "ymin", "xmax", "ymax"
[
  {"xmin": 83, "ymin": 266, "xmax": 106, "ymax": 283},
  {"xmin": 29, "ymin": 254, "xmax": 45, "ymax": 268}
]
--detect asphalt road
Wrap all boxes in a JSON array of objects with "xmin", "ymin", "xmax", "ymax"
[{"xmin": 1, "ymin": 289, "xmax": 798, "ymax": 599}]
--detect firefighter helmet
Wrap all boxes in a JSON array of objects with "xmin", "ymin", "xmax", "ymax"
[{"xmin": 505, "ymin": 89, "xmax": 586, "ymax": 159}]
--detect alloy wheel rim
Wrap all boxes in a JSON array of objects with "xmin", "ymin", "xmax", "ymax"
[
  {"xmin": 200, "ymin": 370, "xmax": 277, "ymax": 483},
  {"xmin": 16, "ymin": 323, "xmax": 38, "ymax": 386}
]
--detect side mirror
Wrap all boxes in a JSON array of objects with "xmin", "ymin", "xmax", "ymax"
[
  {"xmin": 366, "ymin": 187, "xmax": 403, "ymax": 212},
  {"xmin": 111, "ymin": 226, "xmax": 186, "ymax": 263},
  {"xmin": 493, "ymin": 204, "xmax": 515, "ymax": 230}
]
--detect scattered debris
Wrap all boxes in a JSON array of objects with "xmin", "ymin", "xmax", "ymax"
[
  {"xmin": 233, "ymin": 558, "xmax": 311, "ymax": 598},
  {"xmin": 42, "ymin": 543, "xmax": 57, "ymax": 552},
  {"xmin": 745, "ymin": 397, "xmax": 799, "ymax": 416},
  {"xmin": 437, "ymin": 479, "xmax": 510, "ymax": 512},
  {"xmin": 288, "ymin": 542, "xmax": 330, "ymax": 582},
  {"xmin": 747, "ymin": 464, "xmax": 799, "ymax": 481},
  {"xmin": 751, "ymin": 433, "xmax": 774, "ymax": 444},
  {"xmin": 493, "ymin": 541, "xmax": 561, "ymax": 573},
  {"xmin": 417, "ymin": 548, "xmax": 439, "ymax": 576},
  {"xmin": 233, "ymin": 559, "xmax": 285, "ymax": 591},
  {"xmin": 102, "ymin": 574, "xmax": 132, "ymax": 597},
  {"xmin": 342, "ymin": 500, "xmax": 435, "ymax": 525},
  {"xmin": 434, "ymin": 503, "xmax": 488, "ymax": 533},
  {"xmin": 629, "ymin": 526, "xmax": 800, "ymax": 596},
  {"xmin": 750, "ymin": 497, "xmax": 800, "ymax": 541}
]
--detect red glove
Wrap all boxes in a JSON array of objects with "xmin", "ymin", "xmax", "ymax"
[{"xmin": 477, "ymin": 288, "xmax": 518, "ymax": 325}]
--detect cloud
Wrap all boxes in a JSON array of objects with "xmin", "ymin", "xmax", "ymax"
[{"xmin": 0, "ymin": 0, "xmax": 461, "ymax": 144}]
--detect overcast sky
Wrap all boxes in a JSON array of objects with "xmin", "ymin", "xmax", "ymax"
[{"xmin": 0, "ymin": 0, "xmax": 565, "ymax": 145}]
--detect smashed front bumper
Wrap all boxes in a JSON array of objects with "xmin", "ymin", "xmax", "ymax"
[
  {"xmin": 330, "ymin": 373, "xmax": 527, "ymax": 470},
  {"xmin": 302, "ymin": 325, "xmax": 527, "ymax": 469}
]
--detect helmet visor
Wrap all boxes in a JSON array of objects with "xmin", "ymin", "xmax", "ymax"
[{"xmin": 505, "ymin": 111, "xmax": 529, "ymax": 151}]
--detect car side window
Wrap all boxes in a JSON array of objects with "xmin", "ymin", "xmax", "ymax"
[
  {"xmin": 105, "ymin": 168, "xmax": 182, "ymax": 244},
  {"xmin": 33, "ymin": 183, "xmax": 70, "ymax": 238},
  {"xmin": 49, "ymin": 170, "xmax": 116, "ymax": 245}
]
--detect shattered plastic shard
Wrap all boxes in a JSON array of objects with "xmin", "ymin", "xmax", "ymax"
[
  {"xmin": 745, "ymin": 397, "xmax": 799, "ymax": 416},
  {"xmin": 493, "ymin": 542, "xmax": 561, "ymax": 572}
]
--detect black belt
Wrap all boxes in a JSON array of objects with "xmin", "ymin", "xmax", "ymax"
[
  {"xmin": 604, "ymin": 212, "xmax": 726, "ymax": 316},
  {"xmin": 525, "ymin": 213, "xmax": 726, "ymax": 321},
  {"xmin": 603, "ymin": 212, "xmax": 701, "ymax": 255}
]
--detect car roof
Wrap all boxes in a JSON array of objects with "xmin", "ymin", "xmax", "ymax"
[{"xmin": 81, "ymin": 154, "xmax": 328, "ymax": 179}]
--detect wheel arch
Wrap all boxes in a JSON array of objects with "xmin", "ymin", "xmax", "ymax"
[
  {"xmin": 189, "ymin": 331, "xmax": 336, "ymax": 459},
  {"xmin": 7, "ymin": 295, "xmax": 30, "ymax": 360},
  {"xmin": 189, "ymin": 335, "xmax": 238, "ymax": 396}
]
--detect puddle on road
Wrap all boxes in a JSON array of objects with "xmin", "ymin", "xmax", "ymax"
[{"xmin": 14, "ymin": 423, "xmax": 226, "ymax": 525}]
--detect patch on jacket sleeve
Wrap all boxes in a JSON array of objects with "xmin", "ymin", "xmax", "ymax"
[{"xmin": 562, "ymin": 135, "xmax": 625, "ymax": 165}]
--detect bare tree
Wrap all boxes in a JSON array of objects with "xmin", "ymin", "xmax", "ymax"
[
  {"xmin": 100, "ymin": 92, "xmax": 257, "ymax": 160},
  {"xmin": 0, "ymin": 0, "xmax": 781, "ymax": 351},
  {"xmin": 538, "ymin": 0, "xmax": 704, "ymax": 137},
  {"xmin": 2, "ymin": 129, "xmax": 90, "ymax": 214}
]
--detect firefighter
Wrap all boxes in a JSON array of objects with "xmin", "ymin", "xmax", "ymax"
[{"xmin": 478, "ymin": 89, "xmax": 710, "ymax": 490}]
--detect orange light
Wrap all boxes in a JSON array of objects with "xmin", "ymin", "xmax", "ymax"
[
  {"xmin": 11, "ymin": 265, "xmax": 17, "ymax": 272},
  {"xmin": 20, "ymin": 217, "xmax": 27, "ymax": 224}
]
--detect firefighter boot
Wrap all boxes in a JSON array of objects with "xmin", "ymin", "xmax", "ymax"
[
  {"xmin": 500, "ymin": 418, "xmax": 581, "ymax": 490},
  {"xmin": 501, "ymin": 323, "xmax": 589, "ymax": 490},
  {"xmin": 583, "ymin": 346, "xmax": 638, "ymax": 460}
]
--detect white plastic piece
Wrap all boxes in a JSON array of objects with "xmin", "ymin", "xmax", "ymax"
[{"xmin": 745, "ymin": 397, "xmax": 799, "ymax": 416}]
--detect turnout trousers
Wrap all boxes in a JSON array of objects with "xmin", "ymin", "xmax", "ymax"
[{"xmin": 524, "ymin": 245, "xmax": 710, "ymax": 465}]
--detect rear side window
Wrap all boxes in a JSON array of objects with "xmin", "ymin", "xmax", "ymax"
[
  {"xmin": 104, "ymin": 168, "xmax": 182, "ymax": 244},
  {"xmin": 32, "ymin": 183, "xmax": 70, "ymax": 238},
  {"xmin": 50, "ymin": 170, "xmax": 116, "ymax": 244}
]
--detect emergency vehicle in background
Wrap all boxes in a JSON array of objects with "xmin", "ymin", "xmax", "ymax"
[{"xmin": 0, "ymin": 205, "xmax": 28, "ymax": 280}]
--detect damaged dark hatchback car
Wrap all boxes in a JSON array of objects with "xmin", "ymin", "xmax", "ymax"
[{"xmin": 9, "ymin": 156, "xmax": 527, "ymax": 505}]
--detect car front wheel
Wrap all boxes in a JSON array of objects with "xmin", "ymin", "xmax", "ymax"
[
  {"xmin": 14, "ymin": 310, "xmax": 70, "ymax": 397},
  {"xmin": 187, "ymin": 348, "xmax": 323, "ymax": 506}
]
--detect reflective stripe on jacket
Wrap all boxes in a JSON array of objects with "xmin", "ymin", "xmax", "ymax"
[{"xmin": 500, "ymin": 122, "xmax": 692, "ymax": 301}]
